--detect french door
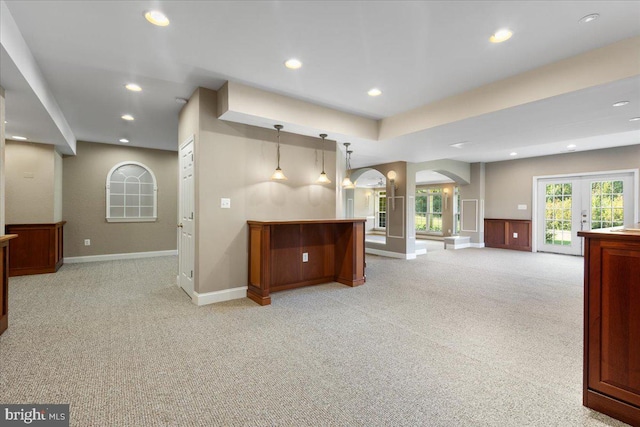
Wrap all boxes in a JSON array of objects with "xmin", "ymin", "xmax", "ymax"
[{"xmin": 537, "ymin": 172, "xmax": 635, "ymax": 255}]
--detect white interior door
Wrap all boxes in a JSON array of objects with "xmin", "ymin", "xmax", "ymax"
[
  {"xmin": 537, "ymin": 171, "xmax": 636, "ymax": 256},
  {"xmin": 179, "ymin": 137, "xmax": 195, "ymax": 298}
]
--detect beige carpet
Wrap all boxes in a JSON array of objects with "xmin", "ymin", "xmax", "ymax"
[{"xmin": 0, "ymin": 249, "xmax": 628, "ymax": 426}]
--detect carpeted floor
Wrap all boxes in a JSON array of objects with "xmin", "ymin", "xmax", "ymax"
[{"xmin": 0, "ymin": 248, "xmax": 628, "ymax": 426}]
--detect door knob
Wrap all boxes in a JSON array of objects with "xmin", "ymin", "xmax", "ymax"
[{"xmin": 177, "ymin": 223, "xmax": 183, "ymax": 228}]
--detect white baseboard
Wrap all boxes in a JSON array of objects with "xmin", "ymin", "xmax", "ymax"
[
  {"xmin": 470, "ymin": 243, "xmax": 485, "ymax": 248},
  {"xmin": 415, "ymin": 248, "xmax": 427, "ymax": 255},
  {"xmin": 366, "ymin": 248, "xmax": 416, "ymax": 260},
  {"xmin": 193, "ymin": 286, "xmax": 248, "ymax": 306},
  {"xmin": 65, "ymin": 249, "xmax": 177, "ymax": 264}
]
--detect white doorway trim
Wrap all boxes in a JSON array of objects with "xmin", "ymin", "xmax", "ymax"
[{"xmin": 531, "ymin": 168, "xmax": 639, "ymax": 253}]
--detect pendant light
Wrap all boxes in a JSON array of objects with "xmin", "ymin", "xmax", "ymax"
[
  {"xmin": 342, "ymin": 143, "xmax": 355, "ymax": 189},
  {"xmin": 316, "ymin": 133, "xmax": 331, "ymax": 184},
  {"xmin": 270, "ymin": 124, "xmax": 287, "ymax": 180}
]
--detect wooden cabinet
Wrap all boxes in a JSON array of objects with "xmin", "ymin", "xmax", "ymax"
[
  {"xmin": 1, "ymin": 234, "xmax": 18, "ymax": 336},
  {"xmin": 247, "ymin": 219, "xmax": 366, "ymax": 305},
  {"xmin": 5, "ymin": 221, "xmax": 65, "ymax": 276},
  {"xmin": 484, "ymin": 219, "xmax": 531, "ymax": 251},
  {"xmin": 578, "ymin": 227, "xmax": 640, "ymax": 426}
]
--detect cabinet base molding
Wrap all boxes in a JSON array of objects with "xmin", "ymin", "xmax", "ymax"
[{"xmin": 585, "ymin": 390, "xmax": 640, "ymax": 426}]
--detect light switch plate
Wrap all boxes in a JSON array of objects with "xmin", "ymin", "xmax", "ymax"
[
  {"xmin": 220, "ymin": 198, "xmax": 231, "ymax": 209},
  {"xmin": 517, "ymin": 204, "xmax": 527, "ymax": 210}
]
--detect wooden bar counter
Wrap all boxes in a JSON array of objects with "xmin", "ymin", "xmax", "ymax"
[
  {"xmin": 578, "ymin": 225, "xmax": 640, "ymax": 426},
  {"xmin": 247, "ymin": 219, "xmax": 366, "ymax": 305}
]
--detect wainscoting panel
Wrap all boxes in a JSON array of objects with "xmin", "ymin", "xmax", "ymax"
[{"xmin": 484, "ymin": 219, "xmax": 532, "ymax": 252}]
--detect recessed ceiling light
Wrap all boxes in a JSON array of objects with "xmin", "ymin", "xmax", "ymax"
[
  {"xmin": 121, "ymin": 114, "xmax": 134, "ymax": 121},
  {"xmin": 175, "ymin": 97, "xmax": 188, "ymax": 104},
  {"xmin": 450, "ymin": 141, "xmax": 469, "ymax": 149},
  {"xmin": 612, "ymin": 101, "xmax": 629, "ymax": 107},
  {"xmin": 119, "ymin": 138, "xmax": 129, "ymax": 143},
  {"xmin": 509, "ymin": 152, "xmax": 517, "ymax": 156},
  {"xmin": 125, "ymin": 83, "xmax": 142, "ymax": 92},
  {"xmin": 367, "ymin": 88, "xmax": 382, "ymax": 97},
  {"xmin": 567, "ymin": 144, "xmax": 577, "ymax": 151},
  {"xmin": 145, "ymin": 10, "xmax": 170, "ymax": 27},
  {"xmin": 284, "ymin": 59, "xmax": 302, "ymax": 69},
  {"xmin": 579, "ymin": 13, "xmax": 599, "ymax": 24},
  {"xmin": 12, "ymin": 135, "xmax": 28, "ymax": 140},
  {"xmin": 490, "ymin": 28, "xmax": 513, "ymax": 43},
  {"xmin": 630, "ymin": 117, "xmax": 640, "ymax": 122}
]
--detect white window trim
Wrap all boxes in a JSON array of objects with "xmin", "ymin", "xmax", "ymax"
[{"xmin": 106, "ymin": 161, "xmax": 158, "ymax": 223}]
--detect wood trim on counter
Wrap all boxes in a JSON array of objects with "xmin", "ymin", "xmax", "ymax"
[
  {"xmin": 5, "ymin": 222, "xmax": 66, "ymax": 276},
  {"xmin": 1, "ymin": 234, "xmax": 18, "ymax": 336},
  {"xmin": 247, "ymin": 219, "xmax": 366, "ymax": 305}
]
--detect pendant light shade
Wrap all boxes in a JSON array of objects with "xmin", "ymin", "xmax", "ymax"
[
  {"xmin": 270, "ymin": 124, "xmax": 287, "ymax": 181},
  {"xmin": 342, "ymin": 143, "xmax": 355, "ymax": 189},
  {"xmin": 316, "ymin": 133, "xmax": 331, "ymax": 184}
]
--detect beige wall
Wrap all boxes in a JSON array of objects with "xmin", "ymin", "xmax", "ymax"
[
  {"xmin": 459, "ymin": 162, "xmax": 485, "ymax": 244},
  {"xmin": 63, "ymin": 141, "xmax": 178, "ymax": 257},
  {"xmin": 180, "ymin": 87, "xmax": 337, "ymax": 295},
  {"xmin": 5, "ymin": 140, "xmax": 56, "ymax": 224},
  {"xmin": 485, "ymin": 145, "xmax": 640, "ymax": 220}
]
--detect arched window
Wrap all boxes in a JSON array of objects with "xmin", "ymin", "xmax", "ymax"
[{"xmin": 106, "ymin": 161, "xmax": 157, "ymax": 222}]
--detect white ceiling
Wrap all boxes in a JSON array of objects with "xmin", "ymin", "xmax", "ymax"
[{"xmin": 1, "ymin": 0, "xmax": 639, "ymax": 166}]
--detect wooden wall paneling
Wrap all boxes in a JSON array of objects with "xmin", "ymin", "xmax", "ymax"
[
  {"xmin": 484, "ymin": 219, "xmax": 505, "ymax": 247},
  {"xmin": 484, "ymin": 219, "xmax": 531, "ymax": 251},
  {"xmin": 507, "ymin": 221, "xmax": 532, "ymax": 250}
]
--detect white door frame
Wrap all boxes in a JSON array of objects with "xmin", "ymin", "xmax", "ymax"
[
  {"xmin": 178, "ymin": 135, "xmax": 196, "ymax": 299},
  {"xmin": 532, "ymin": 168, "xmax": 639, "ymax": 253}
]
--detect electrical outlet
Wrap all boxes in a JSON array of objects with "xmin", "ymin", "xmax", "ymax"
[
  {"xmin": 302, "ymin": 252, "xmax": 308, "ymax": 262},
  {"xmin": 220, "ymin": 198, "xmax": 231, "ymax": 209},
  {"xmin": 84, "ymin": 239, "xmax": 91, "ymax": 246},
  {"xmin": 512, "ymin": 233, "xmax": 518, "ymax": 239}
]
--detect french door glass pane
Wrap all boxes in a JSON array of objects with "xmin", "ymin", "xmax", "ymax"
[
  {"xmin": 591, "ymin": 180, "xmax": 624, "ymax": 230},
  {"xmin": 544, "ymin": 183, "xmax": 572, "ymax": 245}
]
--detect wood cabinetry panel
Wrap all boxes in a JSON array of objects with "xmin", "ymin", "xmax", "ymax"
[
  {"xmin": 270, "ymin": 224, "xmax": 301, "ymax": 287},
  {"xmin": 579, "ymin": 228, "xmax": 640, "ymax": 426},
  {"xmin": 589, "ymin": 243, "xmax": 640, "ymax": 406},
  {"xmin": 247, "ymin": 219, "xmax": 365, "ymax": 305},
  {"xmin": 5, "ymin": 222, "xmax": 65, "ymax": 276},
  {"xmin": 484, "ymin": 219, "xmax": 531, "ymax": 252},
  {"xmin": 301, "ymin": 223, "xmax": 334, "ymax": 282},
  {"xmin": 484, "ymin": 220, "xmax": 505, "ymax": 247}
]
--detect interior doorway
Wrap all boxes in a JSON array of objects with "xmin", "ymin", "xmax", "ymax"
[
  {"xmin": 534, "ymin": 170, "xmax": 637, "ymax": 255},
  {"xmin": 178, "ymin": 137, "xmax": 195, "ymax": 298}
]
